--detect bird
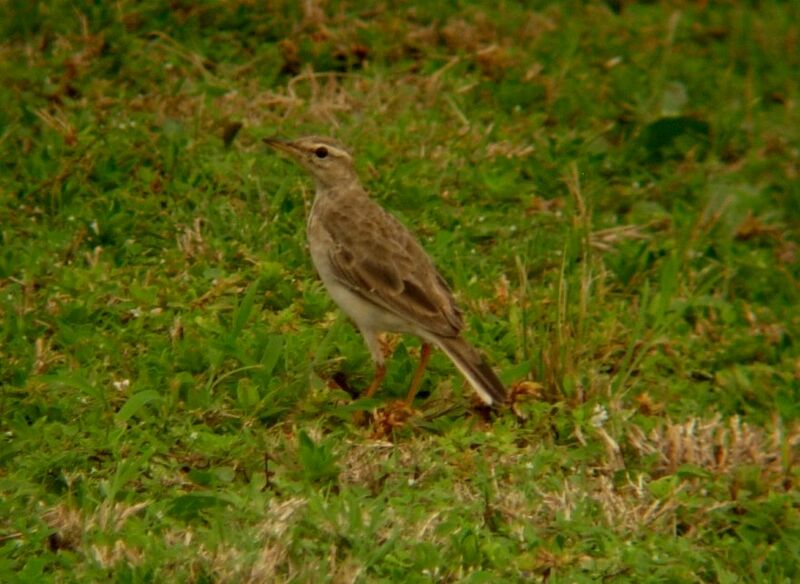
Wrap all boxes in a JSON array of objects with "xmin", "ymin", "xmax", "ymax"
[{"xmin": 263, "ymin": 135, "xmax": 508, "ymax": 408}]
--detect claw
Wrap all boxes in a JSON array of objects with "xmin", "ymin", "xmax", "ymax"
[{"xmin": 370, "ymin": 400, "xmax": 416, "ymax": 438}]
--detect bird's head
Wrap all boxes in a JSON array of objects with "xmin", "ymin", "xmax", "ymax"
[{"xmin": 263, "ymin": 135, "xmax": 357, "ymax": 188}]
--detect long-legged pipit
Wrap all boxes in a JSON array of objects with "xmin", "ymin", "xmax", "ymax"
[{"xmin": 264, "ymin": 136, "xmax": 507, "ymax": 407}]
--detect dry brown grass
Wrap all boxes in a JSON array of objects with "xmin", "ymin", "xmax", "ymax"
[
  {"xmin": 36, "ymin": 413, "xmax": 796, "ymax": 580},
  {"xmin": 628, "ymin": 414, "xmax": 798, "ymax": 478},
  {"xmin": 43, "ymin": 501, "xmax": 150, "ymax": 567}
]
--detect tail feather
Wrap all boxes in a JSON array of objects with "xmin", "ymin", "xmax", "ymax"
[{"xmin": 436, "ymin": 336, "xmax": 508, "ymax": 406}]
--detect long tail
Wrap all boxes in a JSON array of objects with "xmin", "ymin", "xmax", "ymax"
[{"xmin": 435, "ymin": 336, "xmax": 508, "ymax": 406}]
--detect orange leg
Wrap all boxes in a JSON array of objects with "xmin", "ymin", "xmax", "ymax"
[
  {"xmin": 353, "ymin": 364, "xmax": 387, "ymax": 426},
  {"xmin": 363, "ymin": 363, "xmax": 387, "ymax": 399},
  {"xmin": 404, "ymin": 343, "xmax": 431, "ymax": 406}
]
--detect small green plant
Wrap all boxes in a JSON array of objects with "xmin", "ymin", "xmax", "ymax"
[{"xmin": 297, "ymin": 430, "xmax": 340, "ymax": 487}]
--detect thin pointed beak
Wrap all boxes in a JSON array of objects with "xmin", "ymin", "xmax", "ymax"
[{"xmin": 263, "ymin": 137, "xmax": 298, "ymax": 156}]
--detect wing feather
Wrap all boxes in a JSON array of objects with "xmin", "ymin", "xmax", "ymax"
[{"xmin": 321, "ymin": 193, "xmax": 463, "ymax": 337}]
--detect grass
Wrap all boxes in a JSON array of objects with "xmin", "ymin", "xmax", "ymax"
[{"xmin": 1, "ymin": 0, "xmax": 799, "ymax": 581}]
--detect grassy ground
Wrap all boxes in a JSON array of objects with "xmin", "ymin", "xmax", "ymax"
[{"xmin": 2, "ymin": 0, "xmax": 799, "ymax": 581}]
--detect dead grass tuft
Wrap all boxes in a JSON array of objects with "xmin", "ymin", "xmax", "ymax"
[
  {"xmin": 589, "ymin": 223, "xmax": 657, "ymax": 252},
  {"xmin": 246, "ymin": 497, "xmax": 308, "ymax": 581},
  {"xmin": 627, "ymin": 415, "xmax": 798, "ymax": 477},
  {"xmin": 485, "ymin": 141, "xmax": 535, "ymax": 159},
  {"xmin": 532, "ymin": 472, "xmax": 676, "ymax": 533},
  {"xmin": 338, "ymin": 438, "xmax": 421, "ymax": 487},
  {"xmin": 42, "ymin": 501, "xmax": 150, "ymax": 567},
  {"xmin": 176, "ymin": 217, "xmax": 208, "ymax": 260},
  {"xmin": 441, "ymin": 18, "xmax": 493, "ymax": 52},
  {"xmin": 493, "ymin": 414, "xmax": 797, "ymax": 541},
  {"xmin": 287, "ymin": 68, "xmax": 361, "ymax": 127},
  {"xmin": 178, "ymin": 497, "xmax": 308, "ymax": 582}
]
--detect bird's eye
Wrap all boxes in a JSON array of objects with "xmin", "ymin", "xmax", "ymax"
[{"xmin": 315, "ymin": 146, "xmax": 328, "ymax": 159}]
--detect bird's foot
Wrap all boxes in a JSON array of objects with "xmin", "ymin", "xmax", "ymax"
[
  {"xmin": 352, "ymin": 409, "xmax": 373, "ymax": 427},
  {"xmin": 507, "ymin": 379, "xmax": 543, "ymax": 421},
  {"xmin": 370, "ymin": 400, "xmax": 416, "ymax": 438}
]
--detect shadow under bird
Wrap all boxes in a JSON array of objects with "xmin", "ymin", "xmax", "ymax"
[{"xmin": 264, "ymin": 136, "xmax": 508, "ymax": 407}]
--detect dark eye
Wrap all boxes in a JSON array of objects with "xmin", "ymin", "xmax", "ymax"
[{"xmin": 315, "ymin": 146, "xmax": 328, "ymax": 159}]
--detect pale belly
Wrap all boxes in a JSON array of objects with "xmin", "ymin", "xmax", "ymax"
[{"xmin": 307, "ymin": 216, "xmax": 415, "ymax": 336}]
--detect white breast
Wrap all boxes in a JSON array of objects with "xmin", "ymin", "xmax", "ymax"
[{"xmin": 307, "ymin": 209, "xmax": 412, "ymax": 336}]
